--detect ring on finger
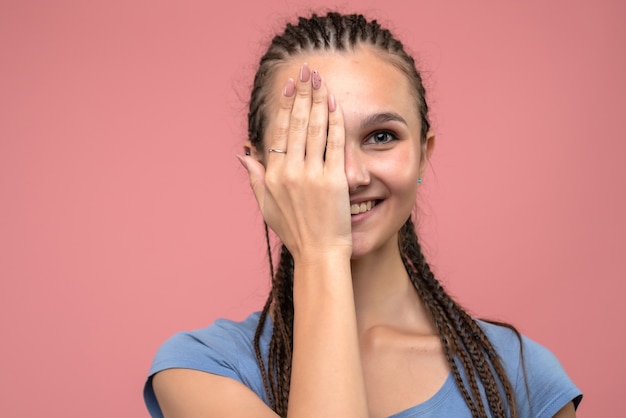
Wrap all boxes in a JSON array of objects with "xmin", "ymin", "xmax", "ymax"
[{"xmin": 268, "ymin": 148, "xmax": 287, "ymax": 154}]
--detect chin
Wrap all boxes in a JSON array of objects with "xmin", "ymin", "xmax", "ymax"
[
  {"xmin": 349, "ymin": 237, "xmax": 388, "ymax": 261},
  {"xmin": 349, "ymin": 241, "xmax": 371, "ymax": 260},
  {"xmin": 350, "ymin": 229, "xmax": 401, "ymax": 262}
]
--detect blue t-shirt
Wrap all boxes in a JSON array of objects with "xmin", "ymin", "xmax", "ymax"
[{"xmin": 144, "ymin": 312, "xmax": 582, "ymax": 418}]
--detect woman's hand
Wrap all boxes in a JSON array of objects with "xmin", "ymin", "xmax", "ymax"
[
  {"xmin": 240, "ymin": 63, "xmax": 352, "ymax": 262},
  {"xmin": 238, "ymin": 65, "xmax": 369, "ymax": 418}
]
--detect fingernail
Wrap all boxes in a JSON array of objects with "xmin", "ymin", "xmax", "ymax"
[
  {"xmin": 236, "ymin": 154, "xmax": 248, "ymax": 170},
  {"xmin": 283, "ymin": 78, "xmax": 295, "ymax": 97},
  {"xmin": 299, "ymin": 63, "xmax": 310, "ymax": 82},
  {"xmin": 312, "ymin": 70, "xmax": 321, "ymax": 90},
  {"xmin": 328, "ymin": 94, "xmax": 336, "ymax": 112}
]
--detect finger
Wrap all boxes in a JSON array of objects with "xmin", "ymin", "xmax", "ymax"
[
  {"xmin": 305, "ymin": 69, "xmax": 328, "ymax": 168},
  {"xmin": 324, "ymin": 94, "xmax": 345, "ymax": 174},
  {"xmin": 286, "ymin": 62, "xmax": 313, "ymax": 162},
  {"xmin": 238, "ymin": 155, "xmax": 266, "ymax": 212},
  {"xmin": 267, "ymin": 77, "xmax": 296, "ymax": 165}
]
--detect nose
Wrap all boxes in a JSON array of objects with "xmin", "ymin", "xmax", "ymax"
[{"xmin": 344, "ymin": 143, "xmax": 370, "ymax": 192}]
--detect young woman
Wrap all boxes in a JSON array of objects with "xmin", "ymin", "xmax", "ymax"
[{"xmin": 144, "ymin": 12, "xmax": 582, "ymax": 418}]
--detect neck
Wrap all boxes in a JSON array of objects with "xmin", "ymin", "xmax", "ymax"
[{"xmin": 350, "ymin": 238, "xmax": 432, "ymax": 334}]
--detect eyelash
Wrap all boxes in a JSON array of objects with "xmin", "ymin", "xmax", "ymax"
[{"xmin": 365, "ymin": 130, "xmax": 399, "ymax": 145}]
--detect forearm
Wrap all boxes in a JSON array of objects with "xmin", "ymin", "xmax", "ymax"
[{"xmin": 288, "ymin": 251, "xmax": 369, "ymax": 418}]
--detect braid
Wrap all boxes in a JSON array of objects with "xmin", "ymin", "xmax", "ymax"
[
  {"xmin": 399, "ymin": 218, "xmax": 519, "ymax": 418},
  {"xmin": 272, "ymin": 244, "xmax": 294, "ymax": 415},
  {"xmin": 249, "ymin": 11, "xmax": 520, "ymax": 417},
  {"xmin": 247, "ymin": 12, "xmax": 430, "ymax": 151},
  {"xmin": 253, "ymin": 229, "xmax": 295, "ymax": 416},
  {"xmin": 253, "ymin": 224, "xmax": 276, "ymax": 405}
]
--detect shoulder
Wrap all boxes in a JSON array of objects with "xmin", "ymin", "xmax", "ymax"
[
  {"xmin": 476, "ymin": 319, "xmax": 571, "ymax": 382},
  {"xmin": 144, "ymin": 312, "xmax": 272, "ymax": 416},
  {"xmin": 152, "ymin": 312, "xmax": 266, "ymax": 375},
  {"xmin": 476, "ymin": 320, "xmax": 583, "ymax": 418}
]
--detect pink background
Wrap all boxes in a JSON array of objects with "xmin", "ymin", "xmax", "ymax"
[{"xmin": 1, "ymin": 0, "xmax": 624, "ymax": 416}]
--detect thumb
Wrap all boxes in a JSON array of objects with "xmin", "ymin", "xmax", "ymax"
[{"xmin": 237, "ymin": 154, "xmax": 266, "ymax": 209}]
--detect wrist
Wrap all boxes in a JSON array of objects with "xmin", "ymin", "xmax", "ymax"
[
  {"xmin": 292, "ymin": 245, "xmax": 352, "ymax": 268},
  {"xmin": 292, "ymin": 248, "xmax": 353, "ymax": 304}
]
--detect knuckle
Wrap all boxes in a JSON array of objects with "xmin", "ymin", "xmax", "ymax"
[
  {"xmin": 274, "ymin": 121, "xmax": 290, "ymax": 138},
  {"xmin": 289, "ymin": 115, "xmax": 308, "ymax": 133},
  {"xmin": 307, "ymin": 123, "xmax": 324, "ymax": 138},
  {"xmin": 282, "ymin": 167, "xmax": 298, "ymax": 184},
  {"xmin": 325, "ymin": 138, "xmax": 343, "ymax": 151},
  {"xmin": 328, "ymin": 114, "xmax": 340, "ymax": 127},
  {"xmin": 304, "ymin": 170, "xmax": 318, "ymax": 183},
  {"xmin": 248, "ymin": 176, "xmax": 258, "ymax": 189},
  {"xmin": 280, "ymin": 171, "xmax": 291, "ymax": 184},
  {"xmin": 325, "ymin": 178, "xmax": 345, "ymax": 193},
  {"xmin": 296, "ymin": 87, "xmax": 311, "ymax": 99},
  {"xmin": 264, "ymin": 172, "xmax": 278, "ymax": 188},
  {"xmin": 279, "ymin": 99, "xmax": 293, "ymax": 110},
  {"xmin": 311, "ymin": 93, "xmax": 326, "ymax": 105}
]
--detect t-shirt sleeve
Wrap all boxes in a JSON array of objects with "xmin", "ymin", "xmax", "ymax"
[
  {"xmin": 481, "ymin": 322, "xmax": 583, "ymax": 418},
  {"xmin": 143, "ymin": 318, "xmax": 265, "ymax": 418},
  {"xmin": 514, "ymin": 335, "xmax": 582, "ymax": 417}
]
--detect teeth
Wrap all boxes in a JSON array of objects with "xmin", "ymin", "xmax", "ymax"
[{"xmin": 350, "ymin": 200, "xmax": 376, "ymax": 215}]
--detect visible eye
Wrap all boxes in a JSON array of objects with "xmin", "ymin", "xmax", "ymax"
[{"xmin": 365, "ymin": 130, "xmax": 398, "ymax": 145}]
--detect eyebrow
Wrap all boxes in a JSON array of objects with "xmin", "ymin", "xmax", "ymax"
[{"xmin": 360, "ymin": 112, "xmax": 408, "ymax": 130}]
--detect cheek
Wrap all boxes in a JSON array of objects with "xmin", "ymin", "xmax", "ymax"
[{"xmin": 379, "ymin": 147, "xmax": 421, "ymax": 187}]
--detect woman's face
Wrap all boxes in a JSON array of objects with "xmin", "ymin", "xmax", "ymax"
[{"xmin": 260, "ymin": 46, "xmax": 434, "ymax": 259}]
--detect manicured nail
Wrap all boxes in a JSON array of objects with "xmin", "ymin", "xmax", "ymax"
[
  {"xmin": 299, "ymin": 63, "xmax": 310, "ymax": 82},
  {"xmin": 283, "ymin": 78, "xmax": 295, "ymax": 97},
  {"xmin": 312, "ymin": 70, "xmax": 322, "ymax": 90},
  {"xmin": 328, "ymin": 94, "xmax": 336, "ymax": 112},
  {"xmin": 236, "ymin": 154, "xmax": 248, "ymax": 170}
]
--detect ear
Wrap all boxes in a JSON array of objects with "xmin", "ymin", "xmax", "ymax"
[
  {"xmin": 419, "ymin": 130, "xmax": 435, "ymax": 178},
  {"xmin": 243, "ymin": 140, "xmax": 264, "ymax": 162}
]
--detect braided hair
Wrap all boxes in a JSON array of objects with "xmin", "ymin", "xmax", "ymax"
[{"xmin": 248, "ymin": 12, "xmax": 521, "ymax": 418}]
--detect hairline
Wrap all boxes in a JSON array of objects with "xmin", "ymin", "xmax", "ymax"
[{"xmin": 255, "ymin": 43, "xmax": 424, "ymax": 149}]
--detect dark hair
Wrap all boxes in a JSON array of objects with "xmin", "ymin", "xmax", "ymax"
[{"xmin": 249, "ymin": 12, "xmax": 520, "ymax": 418}]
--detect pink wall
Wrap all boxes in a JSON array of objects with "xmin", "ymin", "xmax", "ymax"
[{"xmin": 1, "ymin": 0, "xmax": 623, "ymax": 416}]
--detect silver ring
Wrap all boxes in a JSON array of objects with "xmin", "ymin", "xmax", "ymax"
[{"xmin": 268, "ymin": 148, "xmax": 287, "ymax": 154}]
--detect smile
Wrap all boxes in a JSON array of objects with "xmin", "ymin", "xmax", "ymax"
[{"xmin": 350, "ymin": 200, "xmax": 378, "ymax": 215}]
